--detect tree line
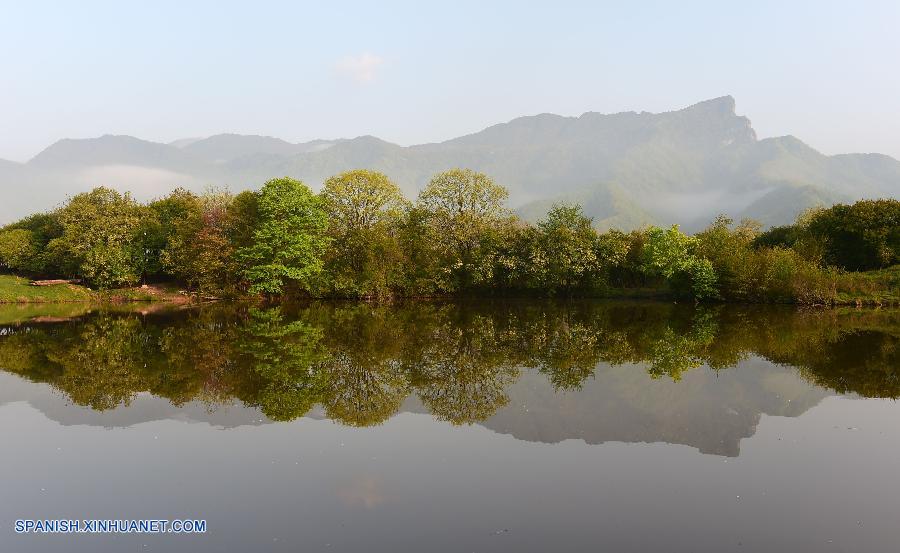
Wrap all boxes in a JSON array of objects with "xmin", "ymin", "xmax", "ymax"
[{"xmin": 0, "ymin": 168, "xmax": 898, "ymax": 303}]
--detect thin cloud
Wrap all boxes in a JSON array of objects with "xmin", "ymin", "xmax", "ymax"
[{"xmin": 336, "ymin": 52, "xmax": 384, "ymax": 84}]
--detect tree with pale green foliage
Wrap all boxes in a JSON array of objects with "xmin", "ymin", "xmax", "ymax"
[
  {"xmin": 49, "ymin": 187, "xmax": 145, "ymax": 288},
  {"xmin": 1, "ymin": 212, "xmax": 66, "ymax": 275},
  {"xmin": 594, "ymin": 229, "xmax": 633, "ymax": 284},
  {"xmin": 417, "ymin": 168, "xmax": 511, "ymax": 291},
  {"xmin": 320, "ymin": 170, "xmax": 409, "ymax": 298},
  {"xmin": 530, "ymin": 204, "xmax": 601, "ymax": 294},
  {"xmin": 0, "ymin": 229, "xmax": 37, "ymax": 272},
  {"xmin": 321, "ymin": 169, "xmax": 408, "ymax": 231},
  {"xmin": 694, "ymin": 216, "xmax": 759, "ymax": 300},
  {"xmin": 237, "ymin": 177, "xmax": 330, "ymax": 295}
]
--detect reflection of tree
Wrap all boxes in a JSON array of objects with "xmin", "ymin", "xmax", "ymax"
[
  {"xmin": 645, "ymin": 310, "xmax": 718, "ymax": 381},
  {"xmin": 0, "ymin": 301, "xmax": 898, "ymax": 423},
  {"xmin": 323, "ymin": 352, "xmax": 408, "ymax": 426},
  {"xmin": 793, "ymin": 331, "xmax": 900, "ymax": 398},
  {"xmin": 157, "ymin": 307, "xmax": 240, "ymax": 406},
  {"xmin": 409, "ymin": 315, "xmax": 520, "ymax": 424},
  {"xmin": 0, "ymin": 326, "xmax": 54, "ymax": 377},
  {"xmin": 44, "ymin": 315, "xmax": 148, "ymax": 410},
  {"xmin": 528, "ymin": 321, "xmax": 599, "ymax": 391},
  {"xmin": 415, "ymin": 359, "xmax": 519, "ymax": 425},
  {"xmin": 237, "ymin": 307, "xmax": 328, "ymax": 421},
  {"xmin": 527, "ymin": 311, "xmax": 631, "ymax": 391},
  {"xmin": 316, "ymin": 306, "xmax": 410, "ymax": 426}
]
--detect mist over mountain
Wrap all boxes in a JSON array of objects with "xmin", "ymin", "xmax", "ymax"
[{"xmin": 3, "ymin": 96, "xmax": 898, "ymax": 229}]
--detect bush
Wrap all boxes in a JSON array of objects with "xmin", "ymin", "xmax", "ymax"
[
  {"xmin": 642, "ymin": 225, "xmax": 719, "ymax": 300},
  {"xmin": 759, "ymin": 247, "xmax": 838, "ymax": 304},
  {"xmin": 805, "ymin": 199, "xmax": 900, "ymax": 270},
  {"xmin": 0, "ymin": 229, "xmax": 37, "ymax": 272}
]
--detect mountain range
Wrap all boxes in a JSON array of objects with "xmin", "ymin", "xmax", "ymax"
[{"xmin": 2, "ymin": 96, "xmax": 898, "ymax": 229}]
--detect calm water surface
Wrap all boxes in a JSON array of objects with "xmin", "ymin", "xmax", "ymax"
[{"xmin": 1, "ymin": 301, "xmax": 899, "ymax": 552}]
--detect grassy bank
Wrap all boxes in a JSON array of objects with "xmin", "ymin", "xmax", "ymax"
[
  {"xmin": 0, "ymin": 275, "xmax": 94, "ymax": 303},
  {"xmin": 836, "ymin": 265, "xmax": 900, "ymax": 306},
  {"xmin": 0, "ymin": 275, "xmax": 189, "ymax": 304}
]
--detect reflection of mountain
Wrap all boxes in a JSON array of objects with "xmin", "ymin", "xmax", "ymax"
[
  {"xmin": 0, "ymin": 301, "xmax": 897, "ymax": 459},
  {"xmin": 479, "ymin": 358, "xmax": 830, "ymax": 456},
  {"xmin": 0, "ymin": 372, "xmax": 268, "ymax": 429},
  {"xmin": 0, "ymin": 359, "xmax": 830, "ymax": 458}
]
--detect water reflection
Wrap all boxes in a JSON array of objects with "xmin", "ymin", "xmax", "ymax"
[{"xmin": 0, "ymin": 301, "xmax": 898, "ymax": 454}]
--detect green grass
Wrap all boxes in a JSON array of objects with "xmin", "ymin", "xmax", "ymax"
[
  {"xmin": 95, "ymin": 288, "xmax": 158, "ymax": 302},
  {"xmin": 0, "ymin": 275, "xmax": 94, "ymax": 303},
  {"xmin": 95, "ymin": 282, "xmax": 188, "ymax": 303},
  {"xmin": 836, "ymin": 265, "xmax": 900, "ymax": 306},
  {"xmin": 0, "ymin": 275, "xmax": 189, "ymax": 304}
]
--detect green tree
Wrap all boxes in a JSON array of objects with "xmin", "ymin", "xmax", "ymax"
[
  {"xmin": 594, "ymin": 229, "xmax": 631, "ymax": 268},
  {"xmin": 805, "ymin": 199, "xmax": 900, "ymax": 270},
  {"xmin": 394, "ymin": 206, "xmax": 445, "ymax": 294},
  {"xmin": 321, "ymin": 169, "xmax": 408, "ymax": 231},
  {"xmin": 531, "ymin": 204, "xmax": 601, "ymax": 294},
  {"xmin": 753, "ymin": 224, "xmax": 802, "ymax": 250},
  {"xmin": 0, "ymin": 229, "xmax": 37, "ymax": 272},
  {"xmin": 416, "ymin": 168, "xmax": 511, "ymax": 291},
  {"xmin": 161, "ymin": 189, "xmax": 236, "ymax": 295},
  {"xmin": 236, "ymin": 178, "xmax": 330, "ymax": 295},
  {"xmin": 694, "ymin": 216, "xmax": 761, "ymax": 301},
  {"xmin": 226, "ymin": 190, "xmax": 260, "ymax": 251},
  {"xmin": 49, "ymin": 187, "xmax": 145, "ymax": 288},
  {"xmin": 642, "ymin": 225, "xmax": 719, "ymax": 300},
  {"xmin": 1, "ymin": 212, "xmax": 64, "ymax": 274},
  {"xmin": 320, "ymin": 170, "xmax": 409, "ymax": 298},
  {"xmin": 140, "ymin": 188, "xmax": 202, "ymax": 279}
]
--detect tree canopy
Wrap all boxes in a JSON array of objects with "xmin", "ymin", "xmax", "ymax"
[{"xmin": 237, "ymin": 177, "xmax": 330, "ymax": 295}]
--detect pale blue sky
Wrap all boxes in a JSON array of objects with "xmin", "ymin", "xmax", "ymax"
[{"xmin": 1, "ymin": 0, "xmax": 899, "ymax": 161}]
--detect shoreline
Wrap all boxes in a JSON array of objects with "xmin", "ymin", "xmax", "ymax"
[
  {"xmin": 3, "ymin": 272, "xmax": 898, "ymax": 308},
  {"xmin": 2, "ymin": 294, "xmax": 897, "ymax": 309}
]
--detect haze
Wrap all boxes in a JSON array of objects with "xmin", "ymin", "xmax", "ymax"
[{"xmin": 2, "ymin": 0, "xmax": 899, "ymax": 162}]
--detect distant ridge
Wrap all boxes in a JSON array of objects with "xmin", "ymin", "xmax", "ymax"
[{"xmin": 3, "ymin": 96, "xmax": 899, "ymax": 229}]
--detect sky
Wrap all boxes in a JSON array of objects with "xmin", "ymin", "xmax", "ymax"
[{"xmin": 1, "ymin": 0, "xmax": 899, "ymax": 162}]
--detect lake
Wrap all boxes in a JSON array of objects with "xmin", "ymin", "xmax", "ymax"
[{"xmin": 1, "ymin": 300, "xmax": 899, "ymax": 552}]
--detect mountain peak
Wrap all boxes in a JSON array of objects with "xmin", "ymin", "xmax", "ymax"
[
  {"xmin": 683, "ymin": 96, "xmax": 737, "ymax": 115},
  {"xmin": 169, "ymin": 137, "xmax": 205, "ymax": 149},
  {"xmin": 29, "ymin": 135, "xmax": 179, "ymax": 167},
  {"xmin": 182, "ymin": 134, "xmax": 303, "ymax": 162}
]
